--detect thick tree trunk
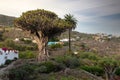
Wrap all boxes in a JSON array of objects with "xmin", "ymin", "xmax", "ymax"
[{"xmin": 33, "ymin": 32, "xmax": 49, "ymax": 61}]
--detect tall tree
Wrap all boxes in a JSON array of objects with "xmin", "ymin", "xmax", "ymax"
[
  {"xmin": 64, "ymin": 14, "xmax": 77, "ymax": 53},
  {"xmin": 99, "ymin": 56, "xmax": 119, "ymax": 80},
  {"xmin": 15, "ymin": 9, "xmax": 71, "ymax": 61}
]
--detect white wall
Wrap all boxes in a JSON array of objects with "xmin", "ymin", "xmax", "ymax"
[{"xmin": 0, "ymin": 49, "xmax": 19, "ymax": 65}]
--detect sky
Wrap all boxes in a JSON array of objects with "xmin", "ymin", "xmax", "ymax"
[{"xmin": 0, "ymin": 0, "xmax": 120, "ymax": 36}]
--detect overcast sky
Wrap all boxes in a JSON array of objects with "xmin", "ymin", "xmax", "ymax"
[{"xmin": 0, "ymin": 0, "xmax": 120, "ymax": 36}]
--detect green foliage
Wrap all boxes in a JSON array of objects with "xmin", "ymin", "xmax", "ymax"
[
  {"xmin": 0, "ymin": 39, "xmax": 38, "ymax": 51},
  {"xmin": 15, "ymin": 9, "xmax": 70, "ymax": 38},
  {"xmin": 64, "ymin": 14, "xmax": 77, "ymax": 29},
  {"xmin": 64, "ymin": 56, "xmax": 80, "ymax": 68},
  {"xmin": 0, "ymin": 64, "xmax": 6, "ymax": 68},
  {"xmin": 98, "ymin": 56, "xmax": 120, "ymax": 80},
  {"xmin": 49, "ymin": 37, "xmax": 59, "ymax": 42},
  {"xmin": 24, "ymin": 39, "xmax": 32, "ymax": 44},
  {"xmin": 37, "ymin": 61, "xmax": 57, "ymax": 73},
  {"xmin": 115, "ymin": 68, "xmax": 120, "ymax": 75},
  {"xmin": 63, "ymin": 42, "xmax": 69, "ymax": 46},
  {"xmin": 54, "ymin": 55, "xmax": 80, "ymax": 69},
  {"xmin": 80, "ymin": 66, "xmax": 104, "ymax": 76},
  {"xmin": 4, "ymin": 39, "xmax": 15, "ymax": 48},
  {"xmin": 9, "ymin": 64, "xmax": 36, "ymax": 80},
  {"xmin": 5, "ymin": 59, "xmax": 13, "ymax": 65},
  {"xmin": 40, "ymin": 61, "xmax": 55, "ymax": 73},
  {"xmin": 19, "ymin": 50, "xmax": 36, "ymax": 59},
  {"xmin": 35, "ymin": 65, "xmax": 47, "ymax": 73},
  {"xmin": 49, "ymin": 43, "xmax": 62, "ymax": 49},
  {"xmin": 78, "ymin": 52, "xmax": 99, "ymax": 60},
  {"xmin": 8, "ymin": 61, "xmax": 63, "ymax": 80},
  {"xmin": 0, "ymin": 42, "xmax": 5, "ymax": 47},
  {"xmin": 38, "ymin": 61, "xmax": 64, "ymax": 73},
  {"xmin": 0, "ymin": 32, "xmax": 4, "ymax": 41},
  {"xmin": 98, "ymin": 57, "xmax": 119, "ymax": 68},
  {"xmin": 60, "ymin": 76, "xmax": 76, "ymax": 80},
  {"xmin": 20, "ymin": 38, "xmax": 32, "ymax": 44}
]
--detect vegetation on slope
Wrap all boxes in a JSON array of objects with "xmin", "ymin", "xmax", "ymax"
[{"xmin": 0, "ymin": 14, "xmax": 15, "ymax": 26}]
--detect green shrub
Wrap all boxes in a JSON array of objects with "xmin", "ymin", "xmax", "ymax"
[
  {"xmin": 20, "ymin": 38, "xmax": 32, "ymax": 44},
  {"xmin": 35, "ymin": 61, "xmax": 64, "ymax": 73},
  {"xmin": 63, "ymin": 42, "xmax": 69, "ymax": 46},
  {"xmin": 79, "ymin": 52, "xmax": 99, "ymax": 60},
  {"xmin": 49, "ymin": 37, "xmax": 59, "ymax": 42},
  {"xmin": 4, "ymin": 39, "xmax": 15, "ymax": 48},
  {"xmin": 0, "ymin": 64, "xmax": 6, "ymax": 68},
  {"xmin": 115, "ymin": 68, "xmax": 120, "ymax": 75},
  {"xmin": 19, "ymin": 51, "xmax": 36, "ymax": 59},
  {"xmin": 35, "ymin": 65, "xmax": 47, "ymax": 73},
  {"xmin": 60, "ymin": 76, "xmax": 76, "ymax": 80},
  {"xmin": 5, "ymin": 59, "xmax": 13, "ymax": 65},
  {"xmin": 0, "ymin": 42, "xmax": 5, "ymax": 47},
  {"xmin": 49, "ymin": 43, "xmax": 62, "ymax": 49},
  {"xmin": 9, "ymin": 64, "xmax": 35, "ymax": 80},
  {"xmin": 39, "ymin": 61, "xmax": 56, "ymax": 73},
  {"xmin": 64, "ymin": 56, "xmax": 80, "ymax": 68},
  {"xmin": 54, "ymin": 56, "xmax": 65, "ymax": 63},
  {"xmin": 24, "ymin": 39, "xmax": 32, "ymax": 44},
  {"xmin": 13, "ymin": 44, "xmax": 37, "ymax": 51},
  {"xmin": 8, "ymin": 61, "xmax": 63, "ymax": 80},
  {"xmin": 80, "ymin": 66, "xmax": 104, "ymax": 76},
  {"xmin": 19, "ymin": 38, "xmax": 24, "ymax": 41},
  {"xmin": 54, "ymin": 55, "xmax": 80, "ymax": 69}
]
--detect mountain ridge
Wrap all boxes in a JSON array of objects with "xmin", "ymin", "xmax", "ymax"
[{"xmin": 0, "ymin": 14, "xmax": 16, "ymax": 27}]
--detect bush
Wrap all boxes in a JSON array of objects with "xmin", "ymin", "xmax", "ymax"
[
  {"xmin": 49, "ymin": 43, "xmax": 62, "ymax": 49},
  {"xmin": 0, "ymin": 42, "xmax": 5, "ymax": 47},
  {"xmin": 5, "ymin": 59, "xmax": 13, "ymax": 65},
  {"xmin": 64, "ymin": 56, "xmax": 80, "ymax": 68},
  {"xmin": 54, "ymin": 55, "xmax": 80, "ymax": 69},
  {"xmin": 78, "ymin": 52, "xmax": 99, "ymax": 60},
  {"xmin": 115, "ymin": 68, "xmax": 120, "ymax": 75},
  {"xmin": 24, "ymin": 40, "xmax": 32, "ymax": 44},
  {"xmin": 80, "ymin": 66, "xmax": 104, "ymax": 76},
  {"xmin": 19, "ymin": 51, "xmax": 36, "ymax": 59},
  {"xmin": 20, "ymin": 38, "xmax": 32, "ymax": 44},
  {"xmin": 4, "ymin": 39, "xmax": 15, "ymax": 48},
  {"xmin": 63, "ymin": 42, "xmax": 69, "ymax": 46},
  {"xmin": 39, "ymin": 61, "xmax": 57, "ymax": 73},
  {"xmin": 13, "ymin": 44, "xmax": 37, "ymax": 51},
  {"xmin": 0, "ymin": 64, "xmax": 6, "ymax": 68},
  {"xmin": 35, "ymin": 65, "xmax": 47, "ymax": 73},
  {"xmin": 49, "ymin": 37, "xmax": 59, "ymax": 42},
  {"xmin": 9, "ymin": 64, "xmax": 36, "ymax": 80},
  {"xmin": 8, "ymin": 62, "xmax": 63, "ymax": 80},
  {"xmin": 35, "ymin": 61, "xmax": 64, "ymax": 73}
]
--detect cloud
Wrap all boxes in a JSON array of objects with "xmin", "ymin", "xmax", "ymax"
[{"xmin": 0, "ymin": 0, "xmax": 120, "ymax": 35}]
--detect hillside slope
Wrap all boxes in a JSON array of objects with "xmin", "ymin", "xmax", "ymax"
[
  {"xmin": 0, "ymin": 59, "xmax": 103, "ymax": 80},
  {"xmin": 0, "ymin": 14, "xmax": 16, "ymax": 27}
]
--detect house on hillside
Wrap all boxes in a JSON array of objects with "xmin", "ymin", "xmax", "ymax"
[
  {"xmin": 0, "ymin": 48, "xmax": 19, "ymax": 65},
  {"xmin": 60, "ymin": 38, "xmax": 76, "ymax": 42}
]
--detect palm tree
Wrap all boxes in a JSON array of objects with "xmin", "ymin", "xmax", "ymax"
[{"xmin": 64, "ymin": 14, "xmax": 77, "ymax": 53}]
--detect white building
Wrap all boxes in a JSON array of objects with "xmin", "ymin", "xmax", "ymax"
[
  {"xmin": 60, "ymin": 38, "xmax": 76, "ymax": 42},
  {"xmin": 0, "ymin": 48, "xmax": 19, "ymax": 65}
]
